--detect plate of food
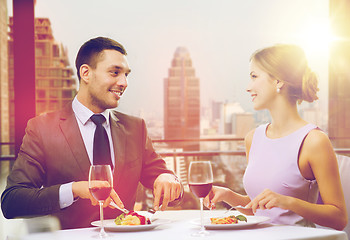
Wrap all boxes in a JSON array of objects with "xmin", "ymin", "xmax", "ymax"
[
  {"xmin": 192, "ymin": 214, "xmax": 270, "ymax": 230},
  {"xmin": 91, "ymin": 211, "xmax": 171, "ymax": 232}
]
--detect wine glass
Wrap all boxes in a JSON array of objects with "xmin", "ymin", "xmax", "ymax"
[
  {"xmin": 89, "ymin": 165, "xmax": 113, "ymax": 238},
  {"xmin": 188, "ymin": 161, "xmax": 213, "ymax": 237}
]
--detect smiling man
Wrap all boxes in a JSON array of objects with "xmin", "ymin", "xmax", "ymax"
[{"xmin": 1, "ymin": 37, "xmax": 182, "ymax": 229}]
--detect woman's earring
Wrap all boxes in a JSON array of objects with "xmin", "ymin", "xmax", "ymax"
[{"xmin": 276, "ymin": 88, "xmax": 281, "ymax": 93}]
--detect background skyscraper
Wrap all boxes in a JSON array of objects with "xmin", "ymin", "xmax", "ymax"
[
  {"xmin": 7, "ymin": 17, "xmax": 77, "ymax": 148},
  {"xmin": 329, "ymin": 0, "xmax": 350, "ymax": 149},
  {"xmin": 164, "ymin": 47, "xmax": 200, "ymax": 151},
  {"xmin": 8, "ymin": 17, "xmax": 77, "ymax": 120}
]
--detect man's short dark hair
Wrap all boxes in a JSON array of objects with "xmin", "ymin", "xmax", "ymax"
[{"xmin": 75, "ymin": 37, "xmax": 127, "ymax": 81}]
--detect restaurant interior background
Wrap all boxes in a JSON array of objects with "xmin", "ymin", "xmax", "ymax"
[{"xmin": 1, "ymin": 0, "xmax": 349, "ymax": 238}]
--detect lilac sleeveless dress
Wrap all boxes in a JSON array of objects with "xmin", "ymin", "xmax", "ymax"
[{"xmin": 243, "ymin": 123, "xmax": 319, "ymax": 227}]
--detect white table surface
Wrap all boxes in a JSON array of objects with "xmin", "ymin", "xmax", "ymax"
[{"xmin": 18, "ymin": 210, "xmax": 348, "ymax": 240}]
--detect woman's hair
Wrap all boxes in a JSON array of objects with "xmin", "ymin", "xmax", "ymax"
[{"xmin": 250, "ymin": 44, "xmax": 319, "ymax": 104}]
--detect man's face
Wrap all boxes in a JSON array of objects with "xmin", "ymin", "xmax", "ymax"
[{"xmin": 86, "ymin": 49, "xmax": 131, "ymax": 113}]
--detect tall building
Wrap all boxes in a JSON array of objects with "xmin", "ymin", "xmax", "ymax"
[
  {"xmin": 329, "ymin": 0, "xmax": 350, "ymax": 148},
  {"xmin": 215, "ymin": 101, "xmax": 255, "ymax": 137},
  {"xmin": 221, "ymin": 102, "xmax": 244, "ymax": 135},
  {"xmin": 164, "ymin": 47, "xmax": 200, "ymax": 151},
  {"xmin": 8, "ymin": 17, "xmax": 77, "ymax": 119},
  {"xmin": 0, "ymin": 0, "xmax": 10, "ymax": 156}
]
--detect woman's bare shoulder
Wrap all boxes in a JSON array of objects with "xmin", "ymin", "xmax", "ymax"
[
  {"xmin": 304, "ymin": 129, "xmax": 332, "ymax": 149},
  {"xmin": 303, "ymin": 129, "xmax": 336, "ymax": 164}
]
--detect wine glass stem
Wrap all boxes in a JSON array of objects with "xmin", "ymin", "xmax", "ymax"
[
  {"xmin": 200, "ymin": 198, "xmax": 204, "ymax": 231},
  {"xmin": 99, "ymin": 201, "xmax": 106, "ymax": 237}
]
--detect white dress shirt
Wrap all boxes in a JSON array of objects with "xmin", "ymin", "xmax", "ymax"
[{"xmin": 59, "ymin": 97, "xmax": 116, "ymax": 208}]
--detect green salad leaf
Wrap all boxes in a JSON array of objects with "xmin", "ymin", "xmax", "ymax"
[
  {"xmin": 236, "ymin": 215, "xmax": 247, "ymax": 222},
  {"xmin": 114, "ymin": 213, "xmax": 125, "ymax": 225}
]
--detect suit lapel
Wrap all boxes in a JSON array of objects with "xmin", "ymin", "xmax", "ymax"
[
  {"xmin": 110, "ymin": 112, "xmax": 126, "ymax": 184},
  {"xmin": 59, "ymin": 104, "xmax": 90, "ymax": 177}
]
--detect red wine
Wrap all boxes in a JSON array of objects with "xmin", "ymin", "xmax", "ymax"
[
  {"xmin": 89, "ymin": 187, "xmax": 112, "ymax": 201},
  {"xmin": 189, "ymin": 183, "xmax": 213, "ymax": 198}
]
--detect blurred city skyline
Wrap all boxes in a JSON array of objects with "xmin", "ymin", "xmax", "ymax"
[{"xmin": 6, "ymin": 0, "xmax": 329, "ymax": 120}]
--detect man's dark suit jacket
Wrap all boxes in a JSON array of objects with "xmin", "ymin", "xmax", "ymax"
[{"xmin": 1, "ymin": 103, "xmax": 173, "ymax": 229}]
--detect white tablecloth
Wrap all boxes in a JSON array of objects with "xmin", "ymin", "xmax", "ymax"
[{"xmin": 16, "ymin": 210, "xmax": 348, "ymax": 240}]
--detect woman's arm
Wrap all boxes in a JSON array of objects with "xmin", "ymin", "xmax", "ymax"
[
  {"xmin": 244, "ymin": 129, "xmax": 255, "ymax": 163},
  {"xmin": 246, "ymin": 129, "xmax": 347, "ymax": 230},
  {"xmin": 204, "ymin": 186, "xmax": 252, "ymax": 214},
  {"xmin": 296, "ymin": 130, "xmax": 347, "ymax": 230},
  {"xmin": 203, "ymin": 129, "xmax": 256, "ymax": 214}
]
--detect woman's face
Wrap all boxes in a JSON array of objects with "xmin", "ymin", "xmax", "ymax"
[{"xmin": 246, "ymin": 60, "xmax": 278, "ymax": 110}]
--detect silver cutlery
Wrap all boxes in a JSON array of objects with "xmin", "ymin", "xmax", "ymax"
[
  {"xmin": 109, "ymin": 202, "xmax": 161, "ymax": 220},
  {"xmin": 145, "ymin": 205, "xmax": 163, "ymax": 220},
  {"xmin": 223, "ymin": 205, "xmax": 250, "ymax": 214},
  {"xmin": 109, "ymin": 201, "xmax": 130, "ymax": 214},
  {"xmin": 232, "ymin": 205, "xmax": 250, "ymax": 210}
]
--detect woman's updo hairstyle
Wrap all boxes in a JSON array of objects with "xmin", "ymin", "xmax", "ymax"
[{"xmin": 251, "ymin": 44, "xmax": 319, "ymax": 104}]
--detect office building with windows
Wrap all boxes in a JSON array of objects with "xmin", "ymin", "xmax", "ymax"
[
  {"xmin": 8, "ymin": 17, "xmax": 77, "ymax": 117},
  {"xmin": 164, "ymin": 47, "xmax": 200, "ymax": 151},
  {"xmin": 329, "ymin": 0, "xmax": 350, "ymax": 148}
]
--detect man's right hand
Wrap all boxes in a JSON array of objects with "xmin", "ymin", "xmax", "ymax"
[{"xmin": 72, "ymin": 181, "xmax": 125, "ymax": 209}]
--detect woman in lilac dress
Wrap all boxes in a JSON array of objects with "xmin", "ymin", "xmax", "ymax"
[{"xmin": 205, "ymin": 44, "xmax": 347, "ymax": 230}]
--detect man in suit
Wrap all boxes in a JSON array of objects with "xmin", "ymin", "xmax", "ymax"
[{"xmin": 1, "ymin": 37, "xmax": 182, "ymax": 229}]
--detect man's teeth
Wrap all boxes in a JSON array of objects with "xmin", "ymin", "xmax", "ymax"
[{"xmin": 112, "ymin": 90, "xmax": 123, "ymax": 97}]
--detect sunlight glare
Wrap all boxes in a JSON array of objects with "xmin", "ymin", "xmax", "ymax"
[{"xmin": 297, "ymin": 18, "xmax": 335, "ymax": 60}]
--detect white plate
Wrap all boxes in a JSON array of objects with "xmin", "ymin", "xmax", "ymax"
[
  {"xmin": 192, "ymin": 215, "xmax": 270, "ymax": 230},
  {"xmin": 91, "ymin": 218, "xmax": 171, "ymax": 232}
]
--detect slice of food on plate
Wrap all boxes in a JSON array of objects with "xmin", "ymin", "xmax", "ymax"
[
  {"xmin": 210, "ymin": 215, "xmax": 247, "ymax": 224},
  {"xmin": 114, "ymin": 211, "xmax": 151, "ymax": 226}
]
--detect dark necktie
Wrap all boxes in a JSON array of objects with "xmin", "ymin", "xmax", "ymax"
[{"xmin": 90, "ymin": 114, "xmax": 113, "ymax": 169}]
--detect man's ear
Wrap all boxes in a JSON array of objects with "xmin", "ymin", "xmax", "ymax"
[{"xmin": 80, "ymin": 64, "xmax": 90, "ymax": 84}]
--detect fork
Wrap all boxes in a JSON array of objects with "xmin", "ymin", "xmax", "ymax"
[
  {"xmin": 223, "ymin": 205, "xmax": 250, "ymax": 215},
  {"xmin": 109, "ymin": 201, "xmax": 130, "ymax": 214},
  {"xmin": 109, "ymin": 202, "xmax": 160, "ymax": 219},
  {"xmin": 145, "ymin": 205, "xmax": 164, "ymax": 220},
  {"xmin": 232, "ymin": 205, "xmax": 250, "ymax": 210}
]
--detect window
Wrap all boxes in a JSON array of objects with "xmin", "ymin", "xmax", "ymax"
[
  {"xmin": 36, "ymin": 89, "xmax": 46, "ymax": 99},
  {"xmin": 36, "ymin": 79, "xmax": 49, "ymax": 87},
  {"xmin": 52, "ymin": 44, "xmax": 59, "ymax": 57},
  {"xmin": 62, "ymin": 89, "xmax": 73, "ymax": 99},
  {"xmin": 49, "ymin": 89, "xmax": 59, "ymax": 98},
  {"xmin": 35, "ymin": 42, "xmax": 50, "ymax": 57},
  {"xmin": 51, "ymin": 79, "xmax": 62, "ymax": 88}
]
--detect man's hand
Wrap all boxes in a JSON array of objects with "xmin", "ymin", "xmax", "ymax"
[
  {"xmin": 153, "ymin": 173, "xmax": 182, "ymax": 211},
  {"xmin": 72, "ymin": 181, "xmax": 124, "ymax": 209}
]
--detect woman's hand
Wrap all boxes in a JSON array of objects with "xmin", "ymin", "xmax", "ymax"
[
  {"xmin": 204, "ymin": 186, "xmax": 230, "ymax": 209},
  {"xmin": 246, "ymin": 189, "xmax": 291, "ymax": 213}
]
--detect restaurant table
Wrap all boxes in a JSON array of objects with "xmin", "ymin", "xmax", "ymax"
[{"xmin": 19, "ymin": 210, "xmax": 348, "ymax": 240}]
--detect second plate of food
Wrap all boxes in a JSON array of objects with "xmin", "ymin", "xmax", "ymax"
[
  {"xmin": 91, "ymin": 218, "xmax": 171, "ymax": 232},
  {"xmin": 192, "ymin": 215, "xmax": 270, "ymax": 230}
]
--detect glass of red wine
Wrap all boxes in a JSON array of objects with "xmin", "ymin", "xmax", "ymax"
[
  {"xmin": 89, "ymin": 165, "xmax": 113, "ymax": 238},
  {"xmin": 188, "ymin": 161, "xmax": 213, "ymax": 237}
]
